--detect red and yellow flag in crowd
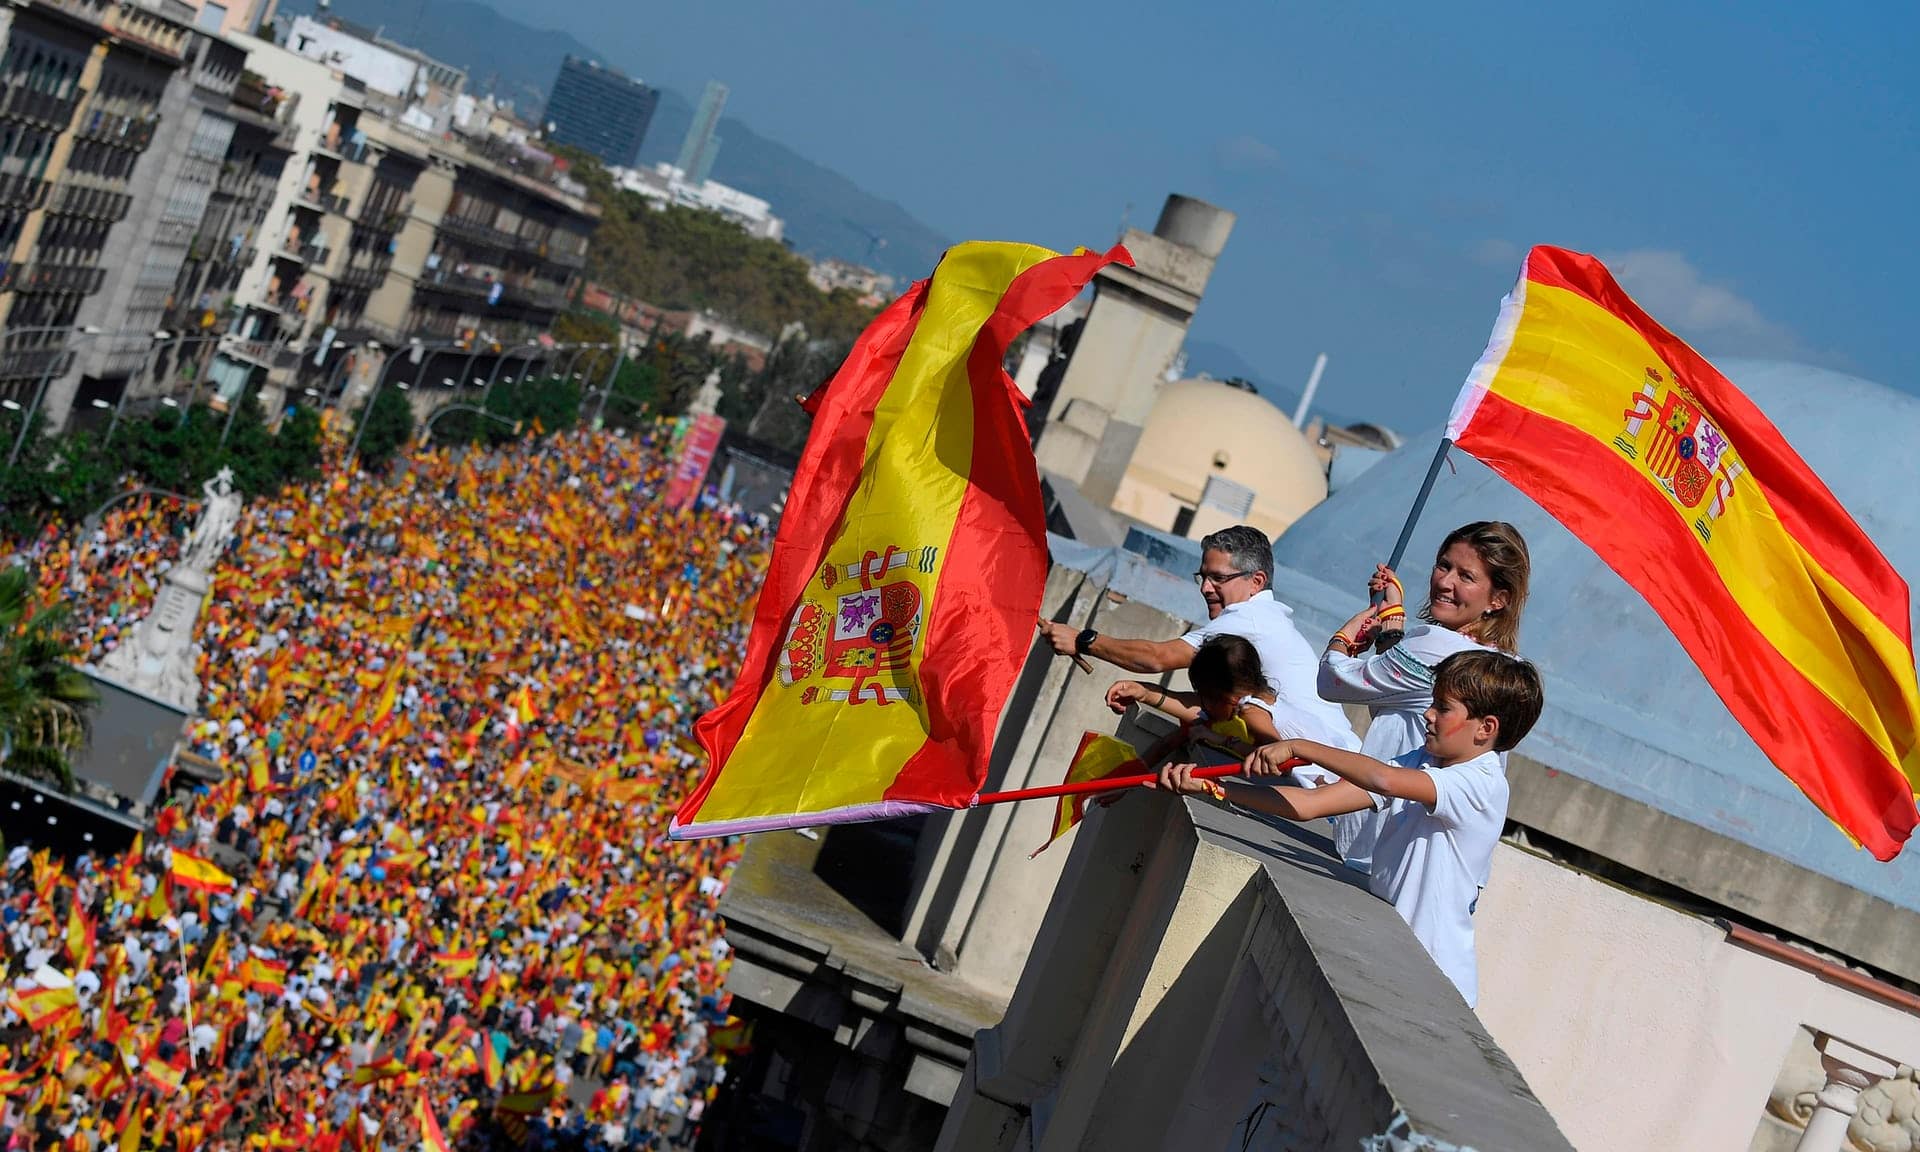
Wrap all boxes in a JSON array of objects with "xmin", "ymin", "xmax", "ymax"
[
  {"xmin": 674, "ymin": 240, "xmax": 1130, "ymax": 838},
  {"xmin": 8, "ymin": 983, "xmax": 77, "ymax": 1031},
  {"xmin": 1448, "ymin": 245, "xmax": 1920, "ymax": 858},
  {"xmin": 433, "ymin": 950, "xmax": 479, "ymax": 978},
  {"xmin": 169, "ymin": 850, "xmax": 237, "ymax": 895},
  {"xmin": 416, "ymin": 1094, "xmax": 453, "ymax": 1152}
]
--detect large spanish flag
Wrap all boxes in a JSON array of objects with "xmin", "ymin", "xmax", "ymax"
[
  {"xmin": 673, "ymin": 241, "xmax": 1130, "ymax": 838},
  {"xmin": 1449, "ymin": 245, "xmax": 1920, "ymax": 859}
]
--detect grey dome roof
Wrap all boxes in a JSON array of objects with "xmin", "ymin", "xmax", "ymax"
[{"xmin": 1266, "ymin": 360, "xmax": 1920, "ymax": 911}]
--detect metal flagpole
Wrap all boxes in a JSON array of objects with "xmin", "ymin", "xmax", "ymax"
[{"xmin": 1374, "ymin": 437, "xmax": 1454, "ymax": 604}]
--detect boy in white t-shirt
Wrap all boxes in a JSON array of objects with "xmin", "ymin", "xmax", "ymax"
[{"xmin": 1147, "ymin": 650, "xmax": 1542, "ymax": 1008}]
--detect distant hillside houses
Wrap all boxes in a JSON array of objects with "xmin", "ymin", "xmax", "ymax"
[
  {"xmin": 610, "ymin": 164, "xmax": 784, "ymax": 243},
  {"xmin": 577, "ymin": 283, "xmax": 774, "ymax": 373},
  {"xmin": 807, "ymin": 259, "xmax": 894, "ymax": 308}
]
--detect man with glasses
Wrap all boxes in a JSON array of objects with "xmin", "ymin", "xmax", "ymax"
[{"xmin": 1038, "ymin": 525, "xmax": 1350, "ymax": 733}]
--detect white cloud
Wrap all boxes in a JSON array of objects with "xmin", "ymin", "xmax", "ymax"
[
  {"xmin": 1214, "ymin": 134, "xmax": 1283, "ymax": 174},
  {"xmin": 1602, "ymin": 249, "xmax": 1805, "ymax": 360},
  {"xmin": 1472, "ymin": 238, "xmax": 1522, "ymax": 268}
]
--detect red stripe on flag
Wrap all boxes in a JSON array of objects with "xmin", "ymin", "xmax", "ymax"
[
  {"xmin": 1524, "ymin": 247, "xmax": 1913, "ymax": 644},
  {"xmin": 683, "ymin": 283, "xmax": 931, "ymax": 823},
  {"xmin": 887, "ymin": 245, "xmax": 1133, "ymax": 804},
  {"xmin": 1458, "ymin": 388, "xmax": 1918, "ymax": 858}
]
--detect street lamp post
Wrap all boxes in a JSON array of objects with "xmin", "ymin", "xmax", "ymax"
[
  {"xmin": 148, "ymin": 331, "xmax": 228, "ymax": 429},
  {"xmin": 216, "ymin": 328, "xmax": 297, "ymax": 448},
  {"xmin": 104, "ymin": 329, "xmax": 175, "ymax": 446},
  {"xmin": 556, "ymin": 343, "xmax": 591, "ymax": 384},
  {"xmin": 481, "ymin": 339, "xmax": 541, "ymax": 406},
  {"xmin": 347, "ymin": 337, "xmax": 420, "ymax": 467},
  {"xmin": 591, "ymin": 341, "xmax": 629, "ymax": 427},
  {"xmin": 9, "ymin": 324, "xmax": 102, "ymax": 468}
]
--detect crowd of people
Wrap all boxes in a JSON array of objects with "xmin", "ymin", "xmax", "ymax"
[{"xmin": 0, "ymin": 425, "xmax": 770, "ymax": 1150}]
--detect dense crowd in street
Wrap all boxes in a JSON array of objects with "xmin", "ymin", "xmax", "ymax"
[{"xmin": 0, "ymin": 426, "xmax": 768, "ymax": 1150}]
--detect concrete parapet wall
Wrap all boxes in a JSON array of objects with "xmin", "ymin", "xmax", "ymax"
[{"xmin": 940, "ymin": 794, "xmax": 1572, "ymax": 1152}]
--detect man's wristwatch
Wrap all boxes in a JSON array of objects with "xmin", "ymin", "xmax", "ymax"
[{"xmin": 1075, "ymin": 628, "xmax": 1099, "ymax": 655}]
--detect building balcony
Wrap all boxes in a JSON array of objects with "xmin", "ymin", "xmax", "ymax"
[
  {"xmin": 417, "ymin": 267, "xmax": 568, "ymax": 312},
  {"xmin": 3, "ymin": 262, "xmax": 106, "ymax": 296},
  {"xmin": 354, "ymin": 202, "xmax": 412, "ymax": 234},
  {"xmin": 333, "ymin": 260, "xmax": 391, "ymax": 293},
  {"xmin": 0, "ymin": 344, "xmax": 72, "ymax": 382},
  {"xmin": 220, "ymin": 337, "xmax": 296, "ymax": 369},
  {"xmin": 272, "ymin": 237, "xmax": 329, "ymax": 267},
  {"xmin": 50, "ymin": 180, "xmax": 133, "ymax": 223},
  {"xmin": 545, "ymin": 246, "xmax": 587, "ymax": 271},
  {"xmin": 293, "ymin": 188, "xmax": 351, "ymax": 216},
  {"xmin": 418, "ymin": 267, "xmax": 494, "ymax": 300},
  {"xmin": 74, "ymin": 111, "xmax": 158, "ymax": 151},
  {"xmin": 216, "ymin": 162, "xmax": 270, "ymax": 200},
  {"xmin": 436, "ymin": 213, "xmax": 523, "ymax": 252},
  {"xmin": 0, "ymin": 173, "xmax": 49, "ymax": 212},
  {"xmin": 0, "ymin": 85, "xmax": 82, "ymax": 131}
]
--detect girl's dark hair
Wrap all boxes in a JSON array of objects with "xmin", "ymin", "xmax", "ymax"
[{"xmin": 1189, "ymin": 634, "xmax": 1266, "ymax": 698}]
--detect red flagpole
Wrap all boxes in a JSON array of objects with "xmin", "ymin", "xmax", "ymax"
[{"xmin": 972, "ymin": 758, "xmax": 1306, "ymax": 807}]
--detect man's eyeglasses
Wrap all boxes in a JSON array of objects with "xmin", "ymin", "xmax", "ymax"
[{"xmin": 1193, "ymin": 570, "xmax": 1256, "ymax": 588}]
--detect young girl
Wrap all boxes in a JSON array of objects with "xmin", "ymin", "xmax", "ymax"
[
  {"xmin": 1315, "ymin": 520, "xmax": 1531, "ymax": 871},
  {"xmin": 1109, "ymin": 634, "xmax": 1359, "ymax": 771}
]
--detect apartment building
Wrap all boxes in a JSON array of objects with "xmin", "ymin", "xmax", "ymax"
[
  {"xmin": 54, "ymin": 19, "xmax": 254, "ymax": 427},
  {"xmin": 0, "ymin": 6, "xmax": 596, "ymax": 436},
  {"xmin": 164, "ymin": 66, "xmax": 298, "ymax": 367},
  {"xmin": 221, "ymin": 29, "xmax": 597, "ymax": 404},
  {"xmin": 0, "ymin": 0, "xmax": 196, "ymax": 406}
]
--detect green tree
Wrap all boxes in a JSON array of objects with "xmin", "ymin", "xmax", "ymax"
[
  {"xmin": 0, "ymin": 566, "xmax": 97, "ymax": 789},
  {"xmin": 217, "ymin": 392, "xmax": 280, "ymax": 496},
  {"xmin": 354, "ymin": 385, "xmax": 416, "ymax": 470},
  {"xmin": 550, "ymin": 146, "xmax": 883, "ymax": 351},
  {"xmin": 270, "ymin": 405, "xmax": 325, "ymax": 488}
]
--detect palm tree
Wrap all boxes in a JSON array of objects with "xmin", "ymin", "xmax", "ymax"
[{"xmin": 0, "ymin": 564, "xmax": 97, "ymax": 789}]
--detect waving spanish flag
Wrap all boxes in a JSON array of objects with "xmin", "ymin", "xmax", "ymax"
[
  {"xmin": 8, "ymin": 983, "xmax": 77, "ymax": 1031},
  {"xmin": 1030, "ymin": 733, "xmax": 1145, "ymax": 858},
  {"xmin": 351, "ymin": 1053, "xmax": 407, "ymax": 1085},
  {"xmin": 168, "ymin": 850, "xmax": 236, "ymax": 895},
  {"xmin": 1449, "ymin": 246, "xmax": 1920, "ymax": 858},
  {"xmin": 416, "ymin": 1094, "xmax": 453, "ymax": 1152},
  {"xmin": 673, "ymin": 241, "xmax": 1130, "ymax": 838},
  {"xmin": 432, "ymin": 950, "xmax": 479, "ymax": 978},
  {"xmin": 65, "ymin": 903, "xmax": 95, "ymax": 972},
  {"xmin": 243, "ymin": 955, "xmax": 289, "ymax": 996}
]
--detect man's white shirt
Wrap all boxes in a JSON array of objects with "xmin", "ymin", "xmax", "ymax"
[{"xmin": 1180, "ymin": 590, "xmax": 1355, "ymax": 743}]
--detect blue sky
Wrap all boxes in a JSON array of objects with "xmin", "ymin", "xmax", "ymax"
[{"xmin": 488, "ymin": 0, "xmax": 1917, "ymax": 429}]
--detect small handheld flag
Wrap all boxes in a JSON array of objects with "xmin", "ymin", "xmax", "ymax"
[
  {"xmin": 168, "ymin": 851, "xmax": 236, "ymax": 895},
  {"xmin": 1031, "ymin": 733, "xmax": 1146, "ymax": 858}
]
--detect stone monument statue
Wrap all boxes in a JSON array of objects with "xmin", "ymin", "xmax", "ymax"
[
  {"xmin": 688, "ymin": 368, "xmax": 724, "ymax": 418},
  {"xmin": 96, "ymin": 467, "xmax": 242, "ymax": 712},
  {"xmin": 179, "ymin": 468, "xmax": 241, "ymax": 572}
]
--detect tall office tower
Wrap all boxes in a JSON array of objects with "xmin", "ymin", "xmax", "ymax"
[
  {"xmin": 675, "ymin": 80, "xmax": 728, "ymax": 185},
  {"xmin": 542, "ymin": 56, "xmax": 660, "ymax": 167}
]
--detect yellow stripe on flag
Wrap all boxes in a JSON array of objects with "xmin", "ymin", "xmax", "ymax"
[
  {"xmin": 1477, "ymin": 281, "xmax": 1919, "ymax": 771},
  {"xmin": 1031, "ymin": 732, "xmax": 1146, "ymax": 857},
  {"xmin": 695, "ymin": 243, "xmax": 1066, "ymax": 823}
]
